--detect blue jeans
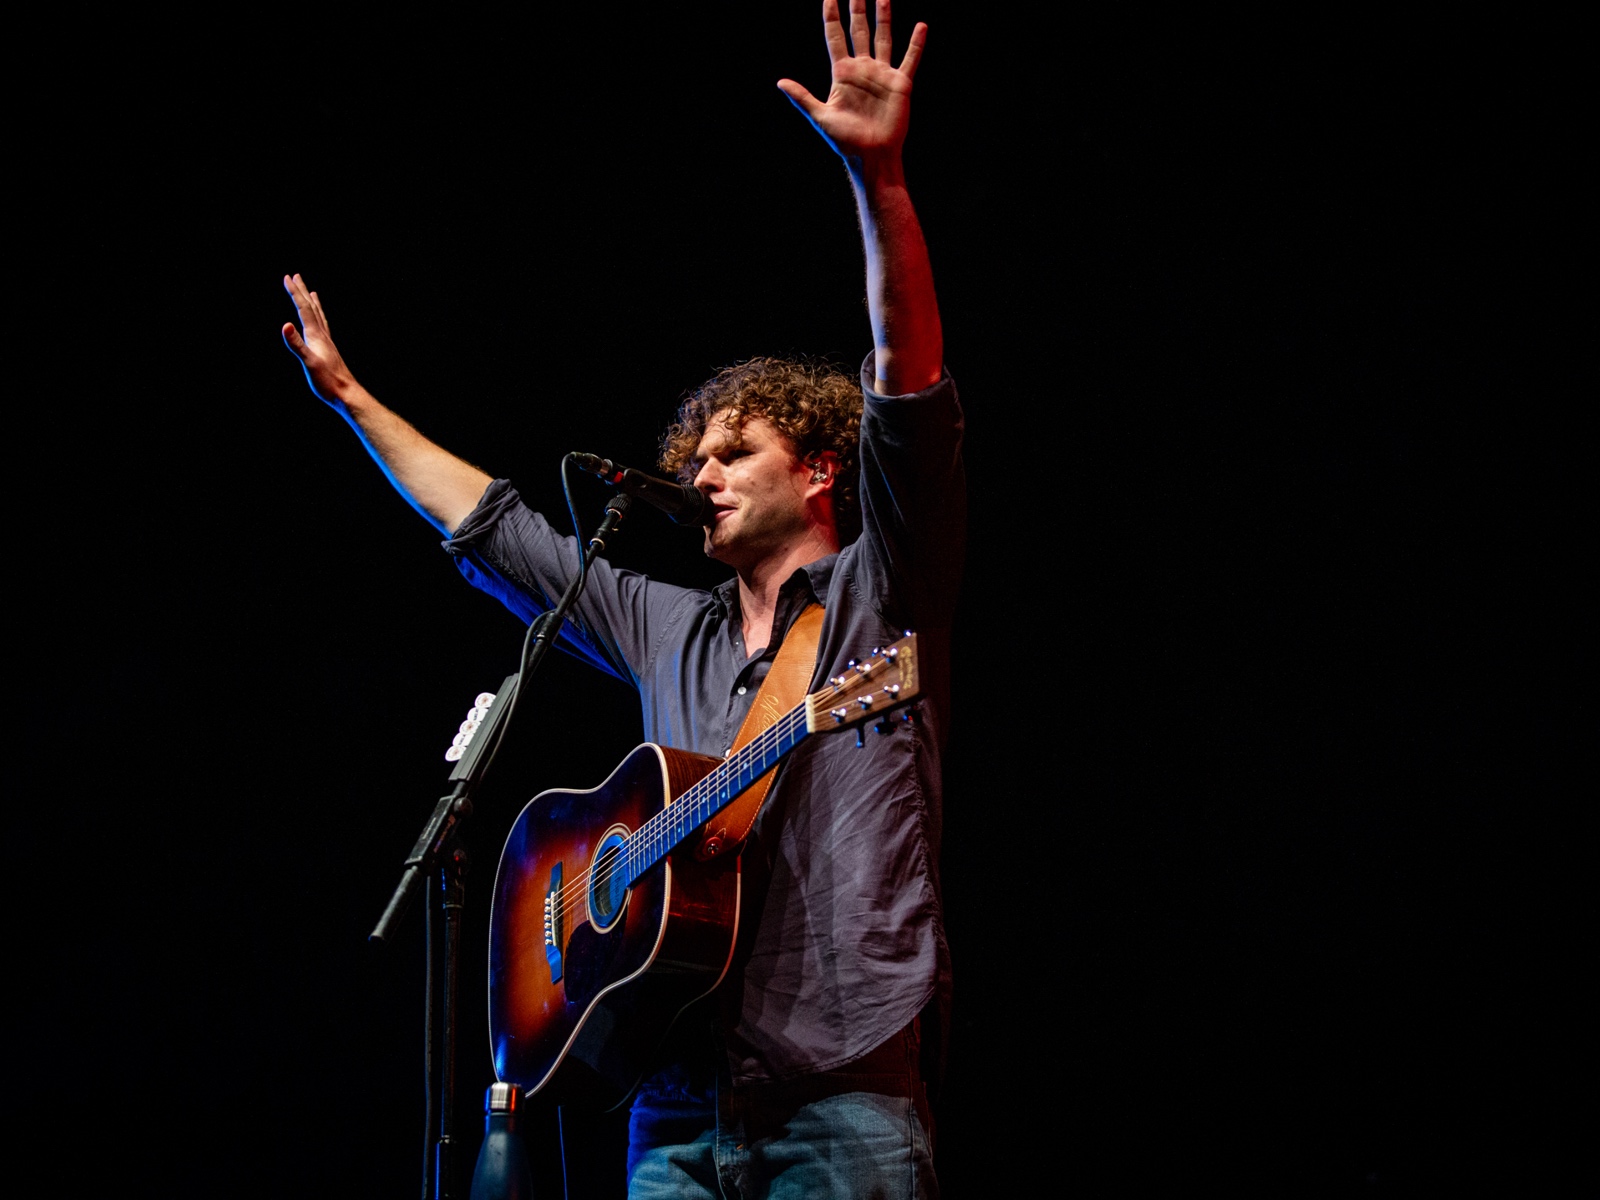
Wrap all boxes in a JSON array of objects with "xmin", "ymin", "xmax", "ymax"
[{"xmin": 626, "ymin": 1023, "xmax": 938, "ymax": 1200}]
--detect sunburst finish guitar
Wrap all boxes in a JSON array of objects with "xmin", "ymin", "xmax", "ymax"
[{"xmin": 487, "ymin": 633, "xmax": 920, "ymax": 1108}]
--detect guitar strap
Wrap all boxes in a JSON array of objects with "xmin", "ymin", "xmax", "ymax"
[{"xmin": 695, "ymin": 602, "xmax": 824, "ymax": 861}]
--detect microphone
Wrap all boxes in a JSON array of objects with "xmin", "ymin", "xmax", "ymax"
[{"xmin": 572, "ymin": 453, "xmax": 713, "ymax": 526}]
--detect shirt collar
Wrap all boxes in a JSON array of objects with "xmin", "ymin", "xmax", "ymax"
[{"xmin": 711, "ymin": 553, "xmax": 838, "ymax": 624}]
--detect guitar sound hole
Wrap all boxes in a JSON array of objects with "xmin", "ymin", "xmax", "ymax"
[{"xmin": 588, "ymin": 828, "xmax": 630, "ymax": 932}]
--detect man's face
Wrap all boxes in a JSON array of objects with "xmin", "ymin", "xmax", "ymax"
[{"xmin": 691, "ymin": 413, "xmax": 816, "ymax": 569}]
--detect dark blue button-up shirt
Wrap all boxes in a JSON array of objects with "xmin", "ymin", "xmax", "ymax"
[{"xmin": 444, "ymin": 355, "xmax": 964, "ymax": 1084}]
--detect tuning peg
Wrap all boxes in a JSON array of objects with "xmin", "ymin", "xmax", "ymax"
[
  {"xmin": 873, "ymin": 718, "xmax": 894, "ymax": 737},
  {"xmin": 855, "ymin": 728, "xmax": 866, "ymax": 749},
  {"xmin": 445, "ymin": 691, "xmax": 499, "ymax": 761}
]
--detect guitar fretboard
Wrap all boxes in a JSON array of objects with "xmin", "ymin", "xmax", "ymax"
[{"xmin": 622, "ymin": 704, "xmax": 811, "ymax": 884}]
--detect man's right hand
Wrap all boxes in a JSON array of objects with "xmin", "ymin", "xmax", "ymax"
[
  {"xmin": 277, "ymin": 272, "xmax": 492, "ymax": 535},
  {"xmin": 282, "ymin": 272, "xmax": 357, "ymax": 408}
]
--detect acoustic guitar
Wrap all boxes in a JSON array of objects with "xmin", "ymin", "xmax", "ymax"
[{"xmin": 487, "ymin": 633, "xmax": 920, "ymax": 1108}]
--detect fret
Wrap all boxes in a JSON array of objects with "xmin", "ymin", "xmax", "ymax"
[
  {"xmin": 622, "ymin": 716, "xmax": 814, "ymax": 885},
  {"xmin": 616, "ymin": 637, "xmax": 915, "ymax": 886}
]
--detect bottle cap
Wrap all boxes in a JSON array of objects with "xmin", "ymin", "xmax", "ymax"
[{"xmin": 484, "ymin": 1081, "xmax": 522, "ymax": 1114}]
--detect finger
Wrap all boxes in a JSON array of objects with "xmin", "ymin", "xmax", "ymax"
[
  {"xmin": 849, "ymin": 0, "xmax": 871, "ymax": 57},
  {"xmin": 290, "ymin": 274, "xmax": 326, "ymax": 333},
  {"xmin": 874, "ymin": 0, "xmax": 893, "ymax": 62},
  {"xmin": 281, "ymin": 321, "xmax": 308, "ymax": 361},
  {"xmin": 821, "ymin": 0, "xmax": 848, "ymax": 61},
  {"xmin": 284, "ymin": 273, "xmax": 315, "ymax": 323},
  {"xmin": 898, "ymin": 21, "xmax": 927, "ymax": 79},
  {"xmin": 776, "ymin": 79, "xmax": 826, "ymax": 122}
]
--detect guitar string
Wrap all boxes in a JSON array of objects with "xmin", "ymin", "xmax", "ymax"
[
  {"xmin": 545, "ymin": 705, "xmax": 811, "ymax": 927},
  {"xmin": 537, "ymin": 708, "xmax": 805, "ymax": 940},
  {"xmin": 537, "ymin": 656, "xmax": 902, "ymax": 938},
  {"xmin": 539, "ymin": 705, "xmax": 808, "ymax": 928},
  {"xmin": 546, "ymin": 675, "xmax": 834, "ymax": 919},
  {"xmin": 552, "ymin": 658, "xmax": 901, "ymax": 922}
]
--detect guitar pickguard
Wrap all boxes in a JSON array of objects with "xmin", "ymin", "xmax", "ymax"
[{"xmin": 563, "ymin": 891, "xmax": 634, "ymax": 1011}]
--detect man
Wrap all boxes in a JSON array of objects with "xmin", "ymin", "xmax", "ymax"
[{"xmin": 283, "ymin": 2, "xmax": 960, "ymax": 1194}]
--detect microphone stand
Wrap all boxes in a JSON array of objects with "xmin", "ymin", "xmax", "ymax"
[{"xmin": 370, "ymin": 494, "xmax": 632, "ymax": 1200}]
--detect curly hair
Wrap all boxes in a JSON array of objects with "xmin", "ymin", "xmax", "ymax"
[{"xmin": 659, "ymin": 356, "xmax": 864, "ymax": 540}]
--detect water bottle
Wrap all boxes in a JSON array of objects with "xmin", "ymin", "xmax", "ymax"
[{"xmin": 469, "ymin": 1081, "xmax": 535, "ymax": 1200}]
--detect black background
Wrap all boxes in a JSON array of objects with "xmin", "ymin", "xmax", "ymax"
[{"xmin": 22, "ymin": 5, "xmax": 1562, "ymax": 1194}]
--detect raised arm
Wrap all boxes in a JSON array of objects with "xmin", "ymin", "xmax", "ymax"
[
  {"xmin": 281, "ymin": 273, "xmax": 491, "ymax": 534},
  {"xmin": 778, "ymin": 0, "xmax": 942, "ymax": 395}
]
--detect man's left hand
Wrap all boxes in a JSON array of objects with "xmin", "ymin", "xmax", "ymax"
[{"xmin": 778, "ymin": 0, "xmax": 926, "ymax": 168}]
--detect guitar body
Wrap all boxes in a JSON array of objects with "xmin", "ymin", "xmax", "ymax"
[
  {"xmin": 485, "ymin": 632, "xmax": 922, "ymax": 1110},
  {"xmin": 487, "ymin": 743, "xmax": 739, "ymax": 1109}
]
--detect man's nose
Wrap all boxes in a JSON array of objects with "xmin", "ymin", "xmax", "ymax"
[{"xmin": 693, "ymin": 461, "xmax": 721, "ymax": 492}]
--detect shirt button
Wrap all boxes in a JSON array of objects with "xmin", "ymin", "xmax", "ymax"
[{"xmin": 737, "ymin": 686, "xmax": 747, "ymax": 695}]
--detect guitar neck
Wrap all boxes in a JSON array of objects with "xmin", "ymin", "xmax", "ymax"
[
  {"xmin": 618, "ymin": 631, "xmax": 919, "ymax": 888},
  {"xmin": 622, "ymin": 703, "xmax": 811, "ymax": 885}
]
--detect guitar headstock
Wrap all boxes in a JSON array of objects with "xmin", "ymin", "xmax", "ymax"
[{"xmin": 804, "ymin": 633, "xmax": 920, "ymax": 735}]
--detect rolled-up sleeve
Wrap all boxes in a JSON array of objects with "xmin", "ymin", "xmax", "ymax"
[{"xmin": 854, "ymin": 352, "xmax": 967, "ymax": 630}]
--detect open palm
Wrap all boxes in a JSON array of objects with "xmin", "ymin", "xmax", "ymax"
[{"xmin": 778, "ymin": 0, "xmax": 926, "ymax": 160}]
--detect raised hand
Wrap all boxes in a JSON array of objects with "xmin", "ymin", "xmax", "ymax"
[
  {"xmin": 276, "ymin": 272, "xmax": 491, "ymax": 533},
  {"xmin": 281, "ymin": 273, "xmax": 357, "ymax": 408},
  {"xmin": 778, "ymin": 0, "xmax": 926, "ymax": 165}
]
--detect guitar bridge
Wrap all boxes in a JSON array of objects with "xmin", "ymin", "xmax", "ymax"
[{"xmin": 543, "ymin": 862, "xmax": 564, "ymax": 984}]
